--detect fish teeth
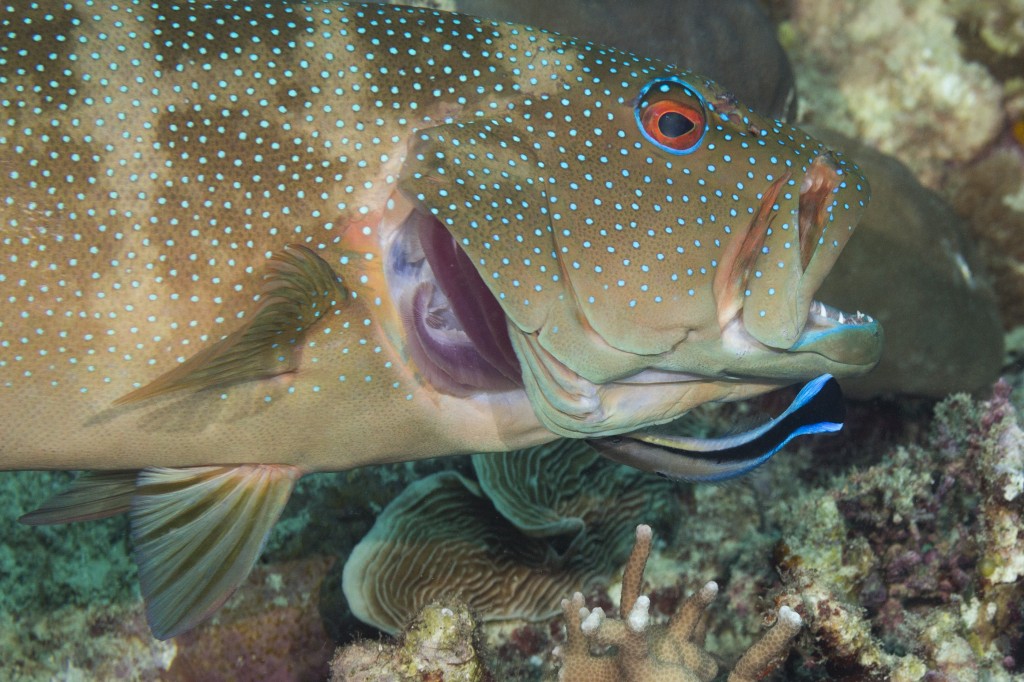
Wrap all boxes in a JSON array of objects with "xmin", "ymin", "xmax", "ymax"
[{"xmin": 808, "ymin": 300, "xmax": 874, "ymax": 325}]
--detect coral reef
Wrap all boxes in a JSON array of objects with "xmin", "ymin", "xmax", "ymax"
[
  {"xmin": 555, "ymin": 524, "xmax": 802, "ymax": 682},
  {"xmin": 767, "ymin": 382, "xmax": 1024, "ymax": 680},
  {"xmin": 783, "ymin": 0, "xmax": 1004, "ymax": 186},
  {"xmin": 952, "ymin": 0, "xmax": 1024, "ymax": 81},
  {"xmin": 0, "ymin": 554, "xmax": 334, "ymax": 681},
  {"xmin": 161, "ymin": 556, "xmax": 335, "ymax": 681}
]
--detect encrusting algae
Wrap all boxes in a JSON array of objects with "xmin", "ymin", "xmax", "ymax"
[{"xmin": 329, "ymin": 601, "xmax": 487, "ymax": 682}]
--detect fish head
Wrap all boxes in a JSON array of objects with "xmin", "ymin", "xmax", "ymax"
[{"xmin": 392, "ymin": 40, "xmax": 881, "ymax": 437}]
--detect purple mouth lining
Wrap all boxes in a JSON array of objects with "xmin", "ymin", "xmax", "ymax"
[{"xmin": 399, "ymin": 207, "xmax": 522, "ymax": 394}]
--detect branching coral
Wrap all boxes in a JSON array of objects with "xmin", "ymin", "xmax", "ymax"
[{"xmin": 556, "ymin": 524, "xmax": 802, "ymax": 682}]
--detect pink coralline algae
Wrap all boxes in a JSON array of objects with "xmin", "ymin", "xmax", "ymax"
[{"xmin": 770, "ymin": 381, "xmax": 1024, "ymax": 680}]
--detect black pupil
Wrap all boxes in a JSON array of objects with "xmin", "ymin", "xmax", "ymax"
[{"xmin": 658, "ymin": 110, "xmax": 694, "ymax": 138}]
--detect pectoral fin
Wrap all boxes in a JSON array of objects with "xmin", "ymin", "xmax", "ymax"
[{"xmin": 116, "ymin": 244, "xmax": 345, "ymax": 404}]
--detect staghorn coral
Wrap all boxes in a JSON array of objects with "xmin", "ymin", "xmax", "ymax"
[{"xmin": 555, "ymin": 524, "xmax": 802, "ymax": 682}]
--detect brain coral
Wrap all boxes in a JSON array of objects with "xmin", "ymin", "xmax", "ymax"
[{"xmin": 341, "ymin": 440, "xmax": 678, "ymax": 633}]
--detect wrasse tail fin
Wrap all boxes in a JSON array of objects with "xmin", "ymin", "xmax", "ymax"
[
  {"xmin": 132, "ymin": 465, "xmax": 300, "ymax": 639},
  {"xmin": 589, "ymin": 375, "xmax": 844, "ymax": 481},
  {"xmin": 115, "ymin": 244, "xmax": 345, "ymax": 405},
  {"xmin": 18, "ymin": 471, "xmax": 139, "ymax": 524}
]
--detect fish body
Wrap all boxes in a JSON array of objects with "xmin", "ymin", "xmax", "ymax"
[
  {"xmin": 2, "ymin": 1, "xmax": 877, "ymax": 469},
  {"xmin": 2, "ymin": 2, "xmax": 881, "ymax": 637}
]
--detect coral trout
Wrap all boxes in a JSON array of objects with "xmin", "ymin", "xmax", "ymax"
[{"xmin": 0, "ymin": 1, "xmax": 881, "ymax": 637}]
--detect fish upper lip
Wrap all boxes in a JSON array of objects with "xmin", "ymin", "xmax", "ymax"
[
  {"xmin": 720, "ymin": 298, "xmax": 877, "ymax": 355},
  {"xmin": 712, "ymin": 149, "xmax": 853, "ymax": 347}
]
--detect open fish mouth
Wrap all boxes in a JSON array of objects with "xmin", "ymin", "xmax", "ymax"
[
  {"xmin": 806, "ymin": 300, "xmax": 875, "ymax": 329},
  {"xmin": 385, "ymin": 195, "xmax": 525, "ymax": 396},
  {"xmin": 384, "ymin": 142, "xmax": 880, "ymax": 401}
]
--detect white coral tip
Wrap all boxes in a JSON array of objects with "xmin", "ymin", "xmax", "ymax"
[
  {"xmin": 701, "ymin": 580, "xmax": 719, "ymax": 599},
  {"xmin": 581, "ymin": 607, "xmax": 605, "ymax": 633},
  {"xmin": 628, "ymin": 595, "xmax": 651, "ymax": 633},
  {"xmin": 635, "ymin": 524, "xmax": 653, "ymax": 541},
  {"xmin": 778, "ymin": 605, "xmax": 802, "ymax": 628}
]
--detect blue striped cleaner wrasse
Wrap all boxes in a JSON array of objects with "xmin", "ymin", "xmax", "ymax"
[{"xmin": 0, "ymin": 2, "xmax": 881, "ymax": 638}]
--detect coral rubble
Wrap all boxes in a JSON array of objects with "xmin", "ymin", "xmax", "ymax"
[
  {"xmin": 329, "ymin": 601, "xmax": 487, "ymax": 682},
  {"xmin": 769, "ymin": 382, "xmax": 1024, "ymax": 680}
]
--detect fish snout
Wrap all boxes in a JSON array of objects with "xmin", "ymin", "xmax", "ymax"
[{"xmin": 712, "ymin": 139, "xmax": 880, "ymax": 376}]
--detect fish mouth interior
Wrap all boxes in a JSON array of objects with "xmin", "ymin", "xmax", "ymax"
[
  {"xmin": 804, "ymin": 300, "xmax": 875, "ymax": 333},
  {"xmin": 387, "ymin": 203, "xmax": 523, "ymax": 395}
]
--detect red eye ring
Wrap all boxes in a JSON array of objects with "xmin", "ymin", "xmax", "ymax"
[
  {"xmin": 635, "ymin": 78, "xmax": 708, "ymax": 155},
  {"xmin": 641, "ymin": 100, "xmax": 704, "ymax": 149}
]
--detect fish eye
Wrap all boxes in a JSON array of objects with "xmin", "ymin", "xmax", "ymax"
[{"xmin": 635, "ymin": 77, "xmax": 707, "ymax": 155}]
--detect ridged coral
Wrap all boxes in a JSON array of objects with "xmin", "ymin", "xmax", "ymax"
[{"xmin": 341, "ymin": 441, "xmax": 677, "ymax": 634}]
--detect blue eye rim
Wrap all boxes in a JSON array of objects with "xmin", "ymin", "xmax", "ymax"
[{"xmin": 634, "ymin": 76, "xmax": 709, "ymax": 156}]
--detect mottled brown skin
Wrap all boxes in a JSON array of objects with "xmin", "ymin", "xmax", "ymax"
[
  {"xmin": 1, "ymin": 2, "xmax": 876, "ymax": 472},
  {"xmin": 1, "ymin": 2, "xmax": 552, "ymax": 469}
]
